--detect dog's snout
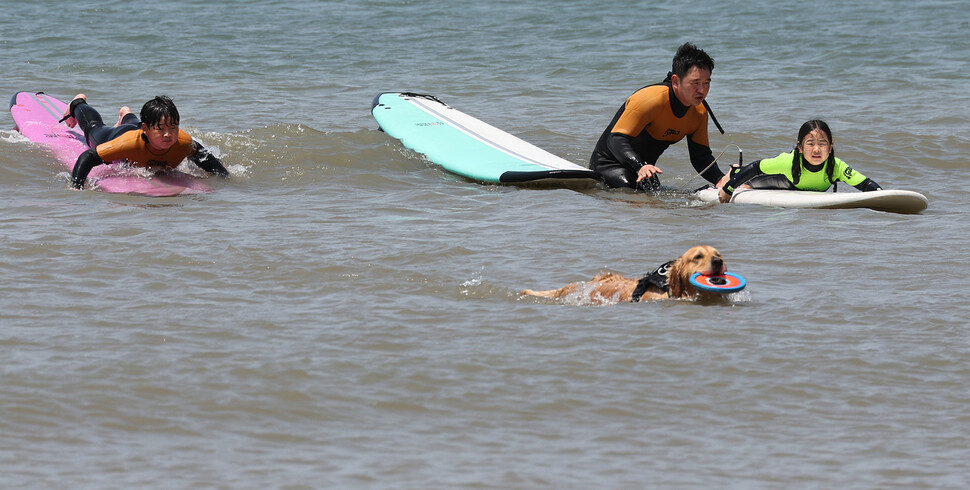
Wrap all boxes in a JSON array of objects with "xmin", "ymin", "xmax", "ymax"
[{"xmin": 712, "ymin": 257, "xmax": 723, "ymax": 267}]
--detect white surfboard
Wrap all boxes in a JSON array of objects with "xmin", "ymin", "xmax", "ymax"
[{"xmin": 695, "ymin": 187, "xmax": 928, "ymax": 214}]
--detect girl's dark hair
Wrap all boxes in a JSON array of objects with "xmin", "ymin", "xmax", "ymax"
[
  {"xmin": 140, "ymin": 95, "xmax": 180, "ymax": 128},
  {"xmin": 671, "ymin": 42, "xmax": 715, "ymax": 78},
  {"xmin": 791, "ymin": 119, "xmax": 836, "ymax": 185}
]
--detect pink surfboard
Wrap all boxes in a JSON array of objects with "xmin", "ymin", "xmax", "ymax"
[{"xmin": 10, "ymin": 91, "xmax": 211, "ymax": 197}]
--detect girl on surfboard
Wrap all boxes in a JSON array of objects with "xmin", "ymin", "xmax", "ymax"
[{"xmin": 716, "ymin": 119, "xmax": 882, "ymax": 202}]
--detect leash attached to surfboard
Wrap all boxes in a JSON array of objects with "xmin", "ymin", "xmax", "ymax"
[{"xmin": 680, "ymin": 144, "xmax": 743, "ymax": 194}]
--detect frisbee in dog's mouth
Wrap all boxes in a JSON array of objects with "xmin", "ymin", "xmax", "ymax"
[{"xmin": 689, "ymin": 272, "xmax": 746, "ymax": 293}]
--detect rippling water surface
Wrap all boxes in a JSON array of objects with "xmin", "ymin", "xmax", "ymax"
[{"xmin": 2, "ymin": 1, "xmax": 969, "ymax": 487}]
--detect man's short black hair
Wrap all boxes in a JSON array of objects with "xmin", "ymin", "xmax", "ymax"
[
  {"xmin": 671, "ymin": 42, "xmax": 715, "ymax": 78},
  {"xmin": 140, "ymin": 95, "xmax": 180, "ymax": 128}
]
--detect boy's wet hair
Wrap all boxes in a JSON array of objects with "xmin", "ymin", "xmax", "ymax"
[
  {"xmin": 671, "ymin": 42, "xmax": 715, "ymax": 79},
  {"xmin": 140, "ymin": 95, "xmax": 180, "ymax": 128}
]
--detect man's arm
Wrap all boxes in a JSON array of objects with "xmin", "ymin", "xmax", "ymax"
[
  {"xmin": 686, "ymin": 136, "xmax": 724, "ymax": 184},
  {"xmin": 606, "ymin": 133, "xmax": 664, "ymax": 187}
]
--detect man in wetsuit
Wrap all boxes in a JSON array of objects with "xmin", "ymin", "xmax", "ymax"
[
  {"xmin": 62, "ymin": 94, "xmax": 229, "ymax": 189},
  {"xmin": 589, "ymin": 42, "xmax": 724, "ymax": 190}
]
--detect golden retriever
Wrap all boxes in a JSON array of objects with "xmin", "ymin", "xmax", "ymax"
[{"xmin": 520, "ymin": 245, "xmax": 728, "ymax": 304}]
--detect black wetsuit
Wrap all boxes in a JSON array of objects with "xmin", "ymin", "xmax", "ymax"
[
  {"xmin": 68, "ymin": 100, "xmax": 228, "ymax": 188},
  {"xmin": 590, "ymin": 81, "xmax": 723, "ymax": 190}
]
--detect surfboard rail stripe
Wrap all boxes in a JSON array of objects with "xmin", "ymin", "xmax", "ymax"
[
  {"xmin": 498, "ymin": 169, "xmax": 603, "ymax": 183},
  {"xmin": 31, "ymin": 92, "xmax": 63, "ymax": 120}
]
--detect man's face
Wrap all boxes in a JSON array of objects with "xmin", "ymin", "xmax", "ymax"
[{"xmin": 671, "ymin": 66, "xmax": 711, "ymax": 107}]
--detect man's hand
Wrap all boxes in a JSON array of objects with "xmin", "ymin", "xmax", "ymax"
[{"xmin": 636, "ymin": 164, "xmax": 662, "ymax": 183}]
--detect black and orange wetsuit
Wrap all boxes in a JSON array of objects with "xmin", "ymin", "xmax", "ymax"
[
  {"xmin": 69, "ymin": 100, "xmax": 228, "ymax": 188},
  {"xmin": 589, "ymin": 82, "xmax": 723, "ymax": 189}
]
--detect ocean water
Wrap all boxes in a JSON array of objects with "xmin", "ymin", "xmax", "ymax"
[{"xmin": 2, "ymin": 0, "xmax": 970, "ymax": 488}]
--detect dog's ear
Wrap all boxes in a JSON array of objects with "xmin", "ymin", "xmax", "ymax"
[{"xmin": 667, "ymin": 259, "xmax": 685, "ymax": 298}]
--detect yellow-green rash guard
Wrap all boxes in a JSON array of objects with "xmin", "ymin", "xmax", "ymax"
[{"xmin": 723, "ymin": 151, "xmax": 881, "ymax": 194}]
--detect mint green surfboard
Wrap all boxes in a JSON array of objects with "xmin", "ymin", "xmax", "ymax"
[{"xmin": 372, "ymin": 92, "xmax": 598, "ymax": 184}]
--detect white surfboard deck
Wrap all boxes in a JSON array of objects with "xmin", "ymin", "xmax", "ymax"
[{"xmin": 695, "ymin": 187, "xmax": 928, "ymax": 214}]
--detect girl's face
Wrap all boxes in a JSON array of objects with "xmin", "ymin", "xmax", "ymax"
[
  {"xmin": 798, "ymin": 128, "xmax": 831, "ymax": 166},
  {"xmin": 142, "ymin": 117, "xmax": 179, "ymax": 151}
]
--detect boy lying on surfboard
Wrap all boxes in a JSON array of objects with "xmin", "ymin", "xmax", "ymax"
[{"xmin": 61, "ymin": 94, "xmax": 229, "ymax": 189}]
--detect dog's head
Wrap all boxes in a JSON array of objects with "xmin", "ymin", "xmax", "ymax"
[{"xmin": 667, "ymin": 245, "xmax": 726, "ymax": 299}]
